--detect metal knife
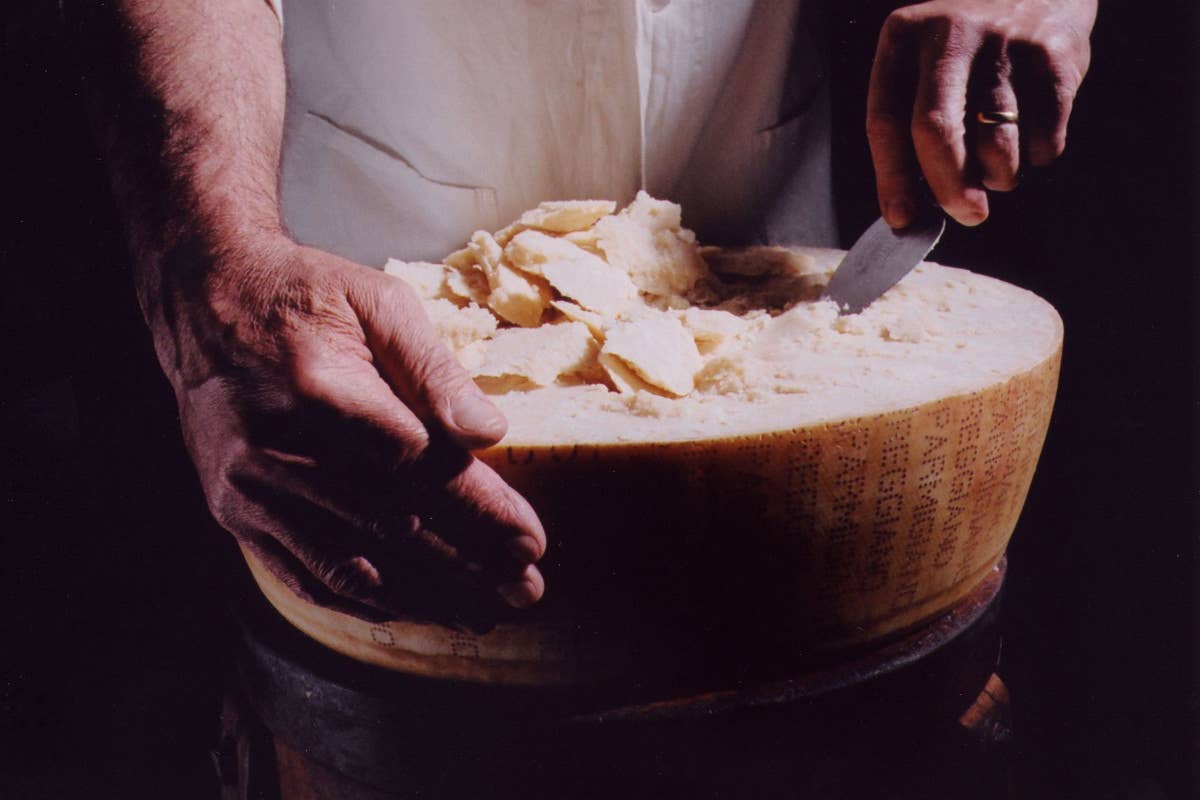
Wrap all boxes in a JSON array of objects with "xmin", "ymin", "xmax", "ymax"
[{"xmin": 823, "ymin": 205, "xmax": 946, "ymax": 315}]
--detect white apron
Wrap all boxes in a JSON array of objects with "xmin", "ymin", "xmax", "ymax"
[{"xmin": 278, "ymin": 0, "xmax": 834, "ymax": 266}]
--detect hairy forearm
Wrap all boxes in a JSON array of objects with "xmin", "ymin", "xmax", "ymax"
[{"xmin": 84, "ymin": 0, "xmax": 285, "ymax": 330}]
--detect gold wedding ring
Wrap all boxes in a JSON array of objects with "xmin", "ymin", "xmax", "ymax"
[{"xmin": 977, "ymin": 110, "xmax": 1019, "ymax": 126}]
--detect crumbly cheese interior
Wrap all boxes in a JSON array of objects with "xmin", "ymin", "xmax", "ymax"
[{"xmin": 384, "ymin": 193, "xmax": 1062, "ymax": 446}]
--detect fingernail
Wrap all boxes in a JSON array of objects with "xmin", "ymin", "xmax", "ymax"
[
  {"xmin": 497, "ymin": 580, "xmax": 536, "ymax": 609},
  {"xmin": 449, "ymin": 392, "xmax": 507, "ymax": 439},
  {"xmin": 505, "ymin": 535, "xmax": 543, "ymax": 563},
  {"xmin": 886, "ymin": 198, "xmax": 915, "ymax": 228}
]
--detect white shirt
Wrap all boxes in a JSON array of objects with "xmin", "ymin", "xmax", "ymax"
[{"xmin": 277, "ymin": 0, "xmax": 834, "ymax": 265}]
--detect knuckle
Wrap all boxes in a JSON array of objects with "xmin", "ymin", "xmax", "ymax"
[
  {"xmin": 1037, "ymin": 34, "xmax": 1076, "ymax": 69},
  {"xmin": 490, "ymin": 486, "xmax": 532, "ymax": 531},
  {"xmin": 373, "ymin": 422, "xmax": 433, "ymax": 476},
  {"xmin": 881, "ymin": 9, "xmax": 917, "ymax": 39},
  {"xmin": 1051, "ymin": 82, "xmax": 1079, "ymax": 114},
  {"xmin": 288, "ymin": 355, "xmax": 336, "ymax": 406},
  {"xmin": 407, "ymin": 338, "xmax": 468, "ymax": 398},
  {"xmin": 912, "ymin": 110, "xmax": 962, "ymax": 145},
  {"xmin": 204, "ymin": 468, "xmax": 247, "ymax": 531},
  {"xmin": 376, "ymin": 272, "xmax": 424, "ymax": 318},
  {"xmin": 934, "ymin": 11, "xmax": 968, "ymax": 37},
  {"xmin": 915, "ymin": 10, "xmax": 974, "ymax": 48}
]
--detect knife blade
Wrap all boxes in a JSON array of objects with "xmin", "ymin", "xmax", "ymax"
[{"xmin": 823, "ymin": 206, "xmax": 946, "ymax": 315}]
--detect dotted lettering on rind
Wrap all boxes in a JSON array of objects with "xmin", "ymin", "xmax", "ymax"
[
  {"xmin": 783, "ymin": 435, "xmax": 822, "ymax": 547},
  {"xmin": 548, "ymin": 444, "xmax": 581, "ymax": 463},
  {"xmin": 892, "ymin": 405, "xmax": 949, "ymax": 610},
  {"xmin": 862, "ymin": 414, "xmax": 912, "ymax": 593},
  {"xmin": 369, "ymin": 625, "xmax": 397, "ymax": 648},
  {"xmin": 449, "ymin": 631, "xmax": 482, "ymax": 659},
  {"xmin": 955, "ymin": 384, "xmax": 1013, "ymax": 585},
  {"xmin": 506, "ymin": 447, "xmax": 535, "ymax": 465},
  {"xmin": 819, "ymin": 422, "xmax": 870, "ymax": 600}
]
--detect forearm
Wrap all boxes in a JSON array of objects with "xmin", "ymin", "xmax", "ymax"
[{"xmin": 84, "ymin": 0, "xmax": 286, "ymax": 333}]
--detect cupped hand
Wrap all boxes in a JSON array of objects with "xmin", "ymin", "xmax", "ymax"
[
  {"xmin": 156, "ymin": 237, "xmax": 545, "ymax": 628},
  {"xmin": 867, "ymin": 0, "xmax": 1097, "ymax": 227}
]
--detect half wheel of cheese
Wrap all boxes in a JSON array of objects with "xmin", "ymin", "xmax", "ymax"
[{"xmin": 243, "ymin": 247, "xmax": 1062, "ymax": 690}]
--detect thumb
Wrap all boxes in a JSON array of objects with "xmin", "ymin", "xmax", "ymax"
[{"xmin": 346, "ymin": 267, "xmax": 508, "ymax": 450}]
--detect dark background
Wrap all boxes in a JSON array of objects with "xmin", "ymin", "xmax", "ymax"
[{"xmin": 1, "ymin": 1, "xmax": 1196, "ymax": 797}]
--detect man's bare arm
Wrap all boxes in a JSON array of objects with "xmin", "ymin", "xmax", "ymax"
[
  {"xmin": 89, "ymin": 1, "xmax": 285, "ymax": 319},
  {"xmin": 83, "ymin": 0, "xmax": 546, "ymax": 625}
]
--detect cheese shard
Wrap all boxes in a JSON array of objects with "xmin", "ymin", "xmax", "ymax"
[
  {"xmin": 470, "ymin": 230, "xmax": 552, "ymax": 327},
  {"xmin": 563, "ymin": 228, "xmax": 604, "ymax": 255},
  {"xmin": 506, "ymin": 230, "xmax": 639, "ymax": 317},
  {"xmin": 595, "ymin": 191, "xmax": 707, "ymax": 298},
  {"xmin": 487, "ymin": 263, "xmax": 553, "ymax": 327},
  {"xmin": 468, "ymin": 231, "xmax": 506, "ymax": 286},
  {"xmin": 492, "ymin": 200, "xmax": 619, "ymax": 246},
  {"xmin": 601, "ymin": 316, "xmax": 703, "ymax": 397},
  {"xmin": 551, "ymin": 300, "xmax": 608, "ymax": 340},
  {"xmin": 420, "ymin": 298, "xmax": 498, "ymax": 352},
  {"xmin": 383, "ymin": 260, "xmax": 452, "ymax": 301},
  {"xmin": 676, "ymin": 307, "xmax": 749, "ymax": 354},
  {"xmin": 473, "ymin": 323, "xmax": 598, "ymax": 389},
  {"xmin": 444, "ymin": 263, "xmax": 491, "ymax": 306},
  {"xmin": 517, "ymin": 200, "xmax": 617, "ymax": 234},
  {"xmin": 599, "ymin": 351, "xmax": 658, "ymax": 395}
]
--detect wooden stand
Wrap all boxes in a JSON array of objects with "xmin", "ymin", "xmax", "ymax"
[{"xmin": 215, "ymin": 558, "xmax": 1013, "ymax": 799}]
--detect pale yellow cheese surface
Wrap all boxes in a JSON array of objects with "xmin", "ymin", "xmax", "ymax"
[{"xmin": 384, "ymin": 195, "xmax": 1063, "ymax": 447}]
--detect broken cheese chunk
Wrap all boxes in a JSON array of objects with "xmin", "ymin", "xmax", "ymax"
[
  {"xmin": 493, "ymin": 200, "xmax": 618, "ymax": 245},
  {"xmin": 506, "ymin": 230, "xmax": 639, "ymax": 316},
  {"xmin": 601, "ymin": 316, "xmax": 703, "ymax": 397},
  {"xmin": 474, "ymin": 323, "xmax": 598, "ymax": 390},
  {"xmin": 420, "ymin": 298, "xmax": 498, "ymax": 352},
  {"xmin": 599, "ymin": 352, "xmax": 659, "ymax": 395},
  {"xmin": 551, "ymin": 300, "xmax": 608, "ymax": 340},
  {"xmin": 595, "ymin": 191, "xmax": 708, "ymax": 298},
  {"xmin": 675, "ymin": 307, "xmax": 749, "ymax": 354},
  {"xmin": 383, "ymin": 260, "xmax": 452, "ymax": 302},
  {"xmin": 516, "ymin": 199, "xmax": 617, "ymax": 234},
  {"xmin": 487, "ymin": 263, "xmax": 553, "ymax": 327}
]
